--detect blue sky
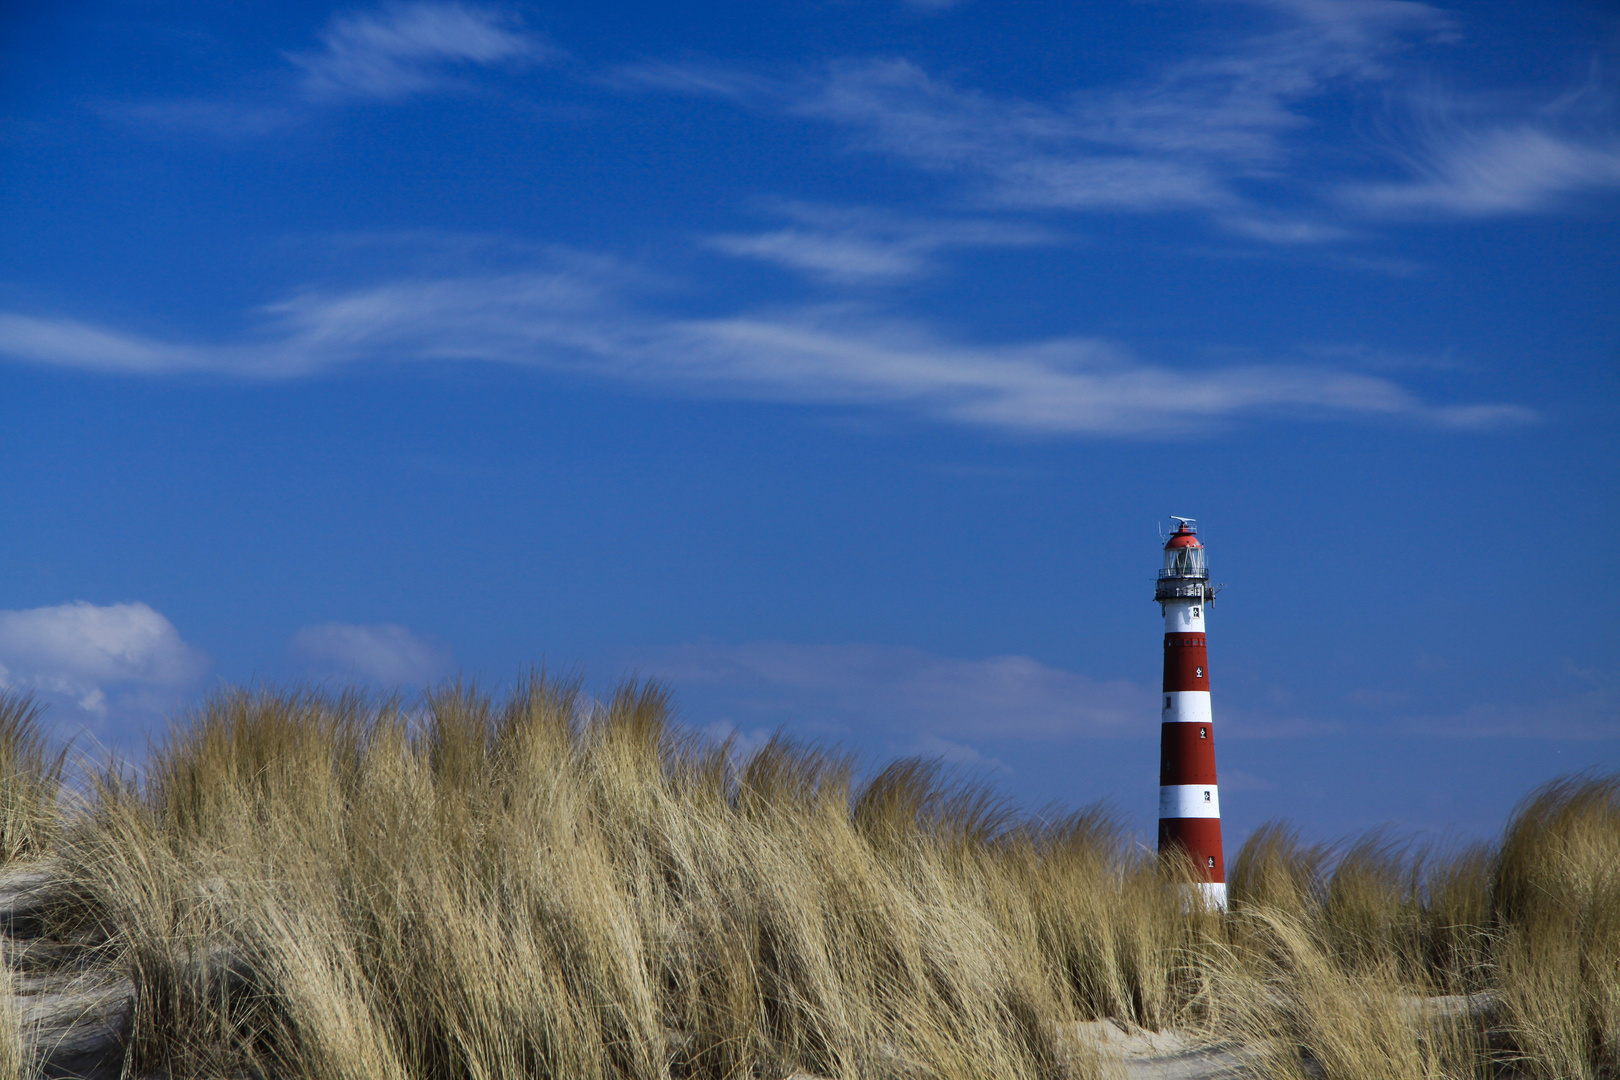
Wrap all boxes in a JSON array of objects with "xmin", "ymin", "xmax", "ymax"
[{"xmin": 2, "ymin": 0, "xmax": 1617, "ymax": 847}]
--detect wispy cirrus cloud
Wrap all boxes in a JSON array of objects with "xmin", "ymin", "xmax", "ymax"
[
  {"xmin": 599, "ymin": 60, "xmax": 775, "ymax": 101},
  {"xmin": 1345, "ymin": 124, "xmax": 1620, "ymax": 217},
  {"xmin": 1216, "ymin": 213, "xmax": 1356, "ymax": 244},
  {"xmin": 786, "ymin": 0, "xmax": 1454, "ymax": 217},
  {"xmin": 114, "ymin": 2, "xmax": 550, "ymax": 133},
  {"xmin": 625, "ymin": 0, "xmax": 1619, "ymax": 230},
  {"xmin": 0, "ymin": 248, "xmax": 1532, "ymax": 435},
  {"xmin": 289, "ymin": 1, "xmax": 548, "ymax": 102},
  {"xmin": 705, "ymin": 202, "xmax": 1054, "ymax": 283},
  {"xmin": 114, "ymin": 0, "xmax": 1620, "ymax": 226},
  {"xmin": 795, "ymin": 58, "xmax": 1238, "ymax": 213}
]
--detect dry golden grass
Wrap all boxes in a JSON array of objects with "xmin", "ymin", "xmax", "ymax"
[
  {"xmin": 0, "ymin": 693, "xmax": 62, "ymax": 866},
  {"xmin": 0, "ymin": 693, "xmax": 58, "ymax": 1079},
  {"xmin": 1490, "ymin": 777, "xmax": 1620, "ymax": 1079},
  {"xmin": 0, "ymin": 683, "xmax": 1612, "ymax": 1080},
  {"xmin": 1213, "ymin": 775, "xmax": 1619, "ymax": 1080},
  {"xmin": 0, "ymin": 943, "xmax": 21, "ymax": 1080}
]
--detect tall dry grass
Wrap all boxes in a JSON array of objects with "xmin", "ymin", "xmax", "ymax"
[
  {"xmin": 0, "ymin": 681, "xmax": 1610, "ymax": 1079},
  {"xmin": 1490, "ymin": 776, "xmax": 1620, "ymax": 1079},
  {"xmin": 0, "ymin": 692, "xmax": 63, "ymax": 865},
  {"xmin": 55, "ymin": 681, "xmax": 1207, "ymax": 1079},
  {"xmin": 0, "ymin": 692, "xmax": 60, "ymax": 1079},
  {"xmin": 0, "ymin": 942, "xmax": 21, "ymax": 1080},
  {"xmin": 1218, "ymin": 775, "xmax": 1620, "ymax": 1080}
]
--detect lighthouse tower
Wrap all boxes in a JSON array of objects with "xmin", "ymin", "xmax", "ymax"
[{"xmin": 1155, "ymin": 517, "xmax": 1226, "ymax": 909}]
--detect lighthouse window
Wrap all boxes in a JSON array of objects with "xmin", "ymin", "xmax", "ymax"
[
  {"xmin": 1164, "ymin": 546, "xmax": 1207, "ymax": 575},
  {"xmin": 1203, "ymin": 790, "xmax": 1211, "ymax": 802},
  {"xmin": 1207, "ymin": 856, "xmax": 1215, "ymax": 869},
  {"xmin": 1191, "ymin": 607, "xmax": 1200, "ymax": 617},
  {"xmin": 1199, "ymin": 727, "xmax": 1207, "ymax": 739},
  {"xmin": 1195, "ymin": 666, "xmax": 1204, "ymax": 678},
  {"xmin": 1165, "ymin": 696, "xmax": 1172, "ymax": 709}
]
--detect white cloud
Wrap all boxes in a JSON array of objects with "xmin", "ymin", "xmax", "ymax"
[
  {"xmin": 0, "ymin": 313, "xmax": 216, "ymax": 375},
  {"xmin": 1218, "ymin": 213, "xmax": 1355, "ymax": 244},
  {"xmin": 648, "ymin": 642, "xmax": 1153, "ymax": 741},
  {"xmin": 630, "ymin": 1, "xmax": 1618, "ymax": 228},
  {"xmin": 0, "ymin": 602, "xmax": 209, "ymax": 715},
  {"xmin": 599, "ymin": 61, "xmax": 775, "ymax": 101},
  {"xmin": 706, "ymin": 203, "xmax": 1054, "ymax": 283},
  {"xmin": 1247, "ymin": 0, "xmax": 1454, "ymax": 50},
  {"xmin": 108, "ymin": 2, "xmax": 549, "ymax": 135},
  {"xmin": 290, "ymin": 623, "xmax": 451, "ymax": 686},
  {"xmin": 289, "ymin": 2, "xmax": 546, "ymax": 102},
  {"xmin": 0, "ymin": 255, "xmax": 1533, "ymax": 436},
  {"xmin": 796, "ymin": 59, "xmax": 1233, "ymax": 213},
  {"xmin": 1345, "ymin": 126, "xmax": 1620, "ymax": 216},
  {"xmin": 710, "ymin": 230, "xmax": 930, "ymax": 282},
  {"xmin": 789, "ymin": 0, "xmax": 1453, "ymax": 217}
]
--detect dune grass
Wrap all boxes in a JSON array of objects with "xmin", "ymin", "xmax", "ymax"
[
  {"xmin": 0, "ymin": 693, "xmax": 62, "ymax": 867},
  {"xmin": 0, "ymin": 693, "xmax": 59, "ymax": 1080},
  {"xmin": 0, "ymin": 683, "xmax": 1613, "ymax": 1079}
]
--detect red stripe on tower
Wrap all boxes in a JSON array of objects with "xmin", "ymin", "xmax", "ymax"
[{"xmin": 1155, "ymin": 517, "xmax": 1226, "ymax": 909}]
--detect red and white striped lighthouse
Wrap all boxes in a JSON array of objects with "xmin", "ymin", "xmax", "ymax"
[{"xmin": 1155, "ymin": 517, "xmax": 1226, "ymax": 909}]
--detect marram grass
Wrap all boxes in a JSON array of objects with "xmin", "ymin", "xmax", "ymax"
[{"xmin": 0, "ymin": 684, "xmax": 1614, "ymax": 1079}]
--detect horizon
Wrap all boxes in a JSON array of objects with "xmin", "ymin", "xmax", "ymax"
[{"xmin": 1, "ymin": 0, "xmax": 1616, "ymax": 851}]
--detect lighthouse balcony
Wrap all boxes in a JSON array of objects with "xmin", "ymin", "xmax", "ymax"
[{"xmin": 1156, "ymin": 579, "xmax": 1219, "ymax": 602}]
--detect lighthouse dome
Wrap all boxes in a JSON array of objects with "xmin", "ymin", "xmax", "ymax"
[{"xmin": 1162, "ymin": 521, "xmax": 1207, "ymax": 577}]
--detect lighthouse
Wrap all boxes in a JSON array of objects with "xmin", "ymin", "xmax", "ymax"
[{"xmin": 1155, "ymin": 517, "xmax": 1226, "ymax": 909}]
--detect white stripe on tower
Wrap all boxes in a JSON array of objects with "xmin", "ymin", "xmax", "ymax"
[
  {"xmin": 1158, "ymin": 785, "xmax": 1220, "ymax": 817},
  {"xmin": 1162, "ymin": 692, "xmax": 1212, "ymax": 725}
]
